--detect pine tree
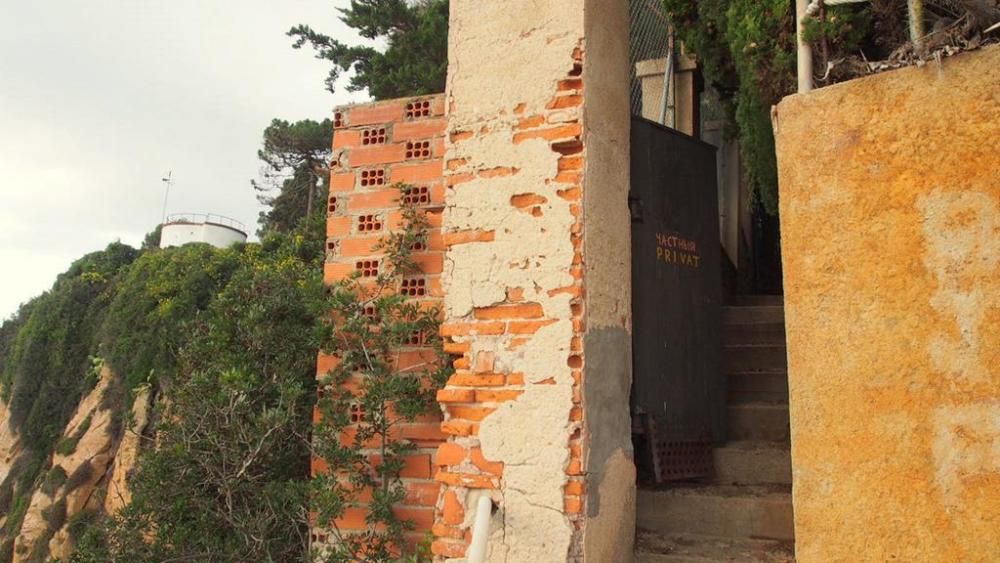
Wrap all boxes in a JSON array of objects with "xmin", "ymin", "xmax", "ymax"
[
  {"xmin": 289, "ymin": 0, "xmax": 449, "ymax": 99},
  {"xmin": 253, "ymin": 118, "xmax": 333, "ymax": 235}
]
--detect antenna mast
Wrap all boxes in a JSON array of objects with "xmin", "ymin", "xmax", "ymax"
[{"xmin": 161, "ymin": 171, "xmax": 174, "ymax": 225}]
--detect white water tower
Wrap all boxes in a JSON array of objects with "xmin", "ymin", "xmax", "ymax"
[{"xmin": 159, "ymin": 213, "xmax": 248, "ymax": 249}]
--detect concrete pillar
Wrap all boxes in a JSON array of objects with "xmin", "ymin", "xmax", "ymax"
[{"xmin": 434, "ymin": 1, "xmax": 634, "ymax": 561}]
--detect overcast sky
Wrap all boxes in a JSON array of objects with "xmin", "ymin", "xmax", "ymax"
[{"xmin": 0, "ymin": 0, "xmax": 370, "ymax": 320}]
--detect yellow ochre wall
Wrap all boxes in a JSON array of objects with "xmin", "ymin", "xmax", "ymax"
[{"xmin": 774, "ymin": 45, "xmax": 1000, "ymax": 562}]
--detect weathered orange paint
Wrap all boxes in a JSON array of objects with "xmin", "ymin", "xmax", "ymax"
[{"xmin": 775, "ymin": 45, "xmax": 1000, "ymax": 562}]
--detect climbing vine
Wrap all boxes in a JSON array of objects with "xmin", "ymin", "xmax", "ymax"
[{"xmin": 311, "ymin": 186, "xmax": 450, "ymax": 562}]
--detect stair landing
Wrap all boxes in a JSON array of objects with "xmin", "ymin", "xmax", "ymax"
[{"xmin": 636, "ymin": 296, "xmax": 794, "ymax": 562}]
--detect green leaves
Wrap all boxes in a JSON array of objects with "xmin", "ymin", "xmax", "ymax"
[
  {"xmin": 661, "ymin": 0, "xmax": 794, "ymax": 215},
  {"xmin": 0, "ymin": 213, "xmax": 329, "ymax": 559}
]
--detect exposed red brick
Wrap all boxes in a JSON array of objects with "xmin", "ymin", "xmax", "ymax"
[
  {"xmin": 446, "ymin": 405, "xmax": 496, "ymax": 422},
  {"xmin": 507, "ymin": 319, "xmax": 558, "ymax": 334},
  {"xmin": 447, "ymin": 372, "xmax": 506, "ymax": 387},
  {"xmin": 394, "ymin": 118, "xmax": 447, "ymax": 141},
  {"xmin": 327, "ymin": 216, "xmax": 352, "ymax": 237},
  {"xmin": 512, "ymin": 123, "xmax": 582, "ymax": 144},
  {"xmin": 333, "ymin": 129, "xmax": 362, "ymax": 149},
  {"xmin": 470, "ymin": 447, "xmax": 504, "ymax": 476},
  {"xmin": 405, "ymin": 481, "xmax": 441, "ymax": 507},
  {"xmin": 510, "ymin": 193, "xmax": 548, "ymax": 208},
  {"xmin": 347, "ymin": 189, "xmax": 400, "ymax": 210},
  {"xmin": 474, "ymin": 390, "xmax": 523, "ymax": 403},
  {"xmin": 547, "ymin": 94, "xmax": 583, "ymax": 109},
  {"xmin": 443, "ymin": 230, "xmax": 496, "ymax": 246},
  {"xmin": 435, "ymin": 470, "xmax": 496, "ymax": 489},
  {"xmin": 436, "ymin": 443, "xmax": 467, "ymax": 466},
  {"xmin": 393, "ymin": 160, "xmax": 443, "ymax": 183},
  {"xmin": 441, "ymin": 490, "xmax": 464, "ymax": 525},
  {"xmin": 473, "ymin": 303, "xmax": 544, "ymax": 320},
  {"xmin": 348, "ymin": 101, "xmax": 406, "ymax": 126},
  {"xmin": 432, "ymin": 522, "xmax": 466, "ymax": 540},
  {"xmin": 440, "ymin": 420, "xmax": 477, "ymax": 437},
  {"xmin": 437, "ymin": 388, "xmax": 475, "ymax": 403},
  {"xmin": 432, "ymin": 540, "xmax": 467, "ymax": 558}
]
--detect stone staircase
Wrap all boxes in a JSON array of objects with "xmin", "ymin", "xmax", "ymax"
[{"xmin": 636, "ymin": 296, "xmax": 795, "ymax": 562}]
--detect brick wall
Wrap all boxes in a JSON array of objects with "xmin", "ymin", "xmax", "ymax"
[{"xmin": 313, "ymin": 94, "xmax": 448, "ymax": 550}]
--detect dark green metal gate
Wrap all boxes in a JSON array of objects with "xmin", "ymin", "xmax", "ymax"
[{"xmin": 630, "ymin": 117, "xmax": 724, "ymax": 482}]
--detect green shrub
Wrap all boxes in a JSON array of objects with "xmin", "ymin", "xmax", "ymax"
[
  {"xmin": 101, "ymin": 244, "xmax": 241, "ymax": 389},
  {"xmin": 67, "ymin": 509, "xmax": 99, "ymax": 543},
  {"xmin": 4, "ymin": 492, "xmax": 31, "ymax": 539},
  {"xmin": 55, "ymin": 436, "xmax": 79, "ymax": 456},
  {"xmin": 0, "ymin": 243, "xmax": 137, "ymax": 463},
  {"xmin": 41, "ymin": 465, "xmax": 68, "ymax": 496},
  {"xmin": 72, "ymin": 214, "xmax": 328, "ymax": 562}
]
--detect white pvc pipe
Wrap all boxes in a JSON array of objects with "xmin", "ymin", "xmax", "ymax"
[
  {"xmin": 908, "ymin": 0, "xmax": 925, "ymax": 51},
  {"xmin": 466, "ymin": 495, "xmax": 493, "ymax": 563},
  {"xmin": 797, "ymin": 0, "xmax": 813, "ymax": 93}
]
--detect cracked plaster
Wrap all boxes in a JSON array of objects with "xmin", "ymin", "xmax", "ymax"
[{"xmin": 444, "ymin": 1, "xmax": 587, "ymax": 561}]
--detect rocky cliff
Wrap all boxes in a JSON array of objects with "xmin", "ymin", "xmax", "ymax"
[{"xmin": 0, "ymin": 367, "xmax": 151, "ymax": 562}]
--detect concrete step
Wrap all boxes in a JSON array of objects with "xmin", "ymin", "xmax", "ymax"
[
  {"xmin": 726, "ymin": 403, "xmax": 790, "ymax": 442},
  {"xmin": 636, "ymin": 530, "xmax": 795, "ymax": 563},
  {"xmin": 723, "ymin": 305, "xmax": 784, "ymax": 325},
  {"xmin": 724, "ymin": 345, "xmax": 788, "ymax": 373},
  {"xmin": 713, "ymin": 442, "xmax": 792, "ymax": 486},
  {"xmin": 727, "ymin": 370, "xmax": 789, "ymax": 404},
  {"xmin": 636, "ymin": 485, "xmax": 794, "ymax": 542},
  {"xmin": 724, "ymin": 322, "xmax": 786, "ymax": 346}
]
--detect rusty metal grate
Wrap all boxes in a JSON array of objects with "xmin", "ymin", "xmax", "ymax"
[
  {"xmin": 640, "ymin": 414, "xmax": 714, "ymax": 483},
  {"xmin": 653, "ymin": 440, "xmax": 713, "ymax": 482}
]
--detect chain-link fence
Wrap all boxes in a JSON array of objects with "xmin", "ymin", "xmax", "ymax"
[{"xmin": 629, "ymin": 0, "xmax": 673, "ymax": 119}]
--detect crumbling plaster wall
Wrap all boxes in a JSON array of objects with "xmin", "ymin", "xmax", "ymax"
[
  {"xmin": 774, "ymin": 45, "xmax": 1000, "ymax": 562},
  {"xmin": 436, "ymin": 0, "xmax": 633, "ymax": 561}
]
